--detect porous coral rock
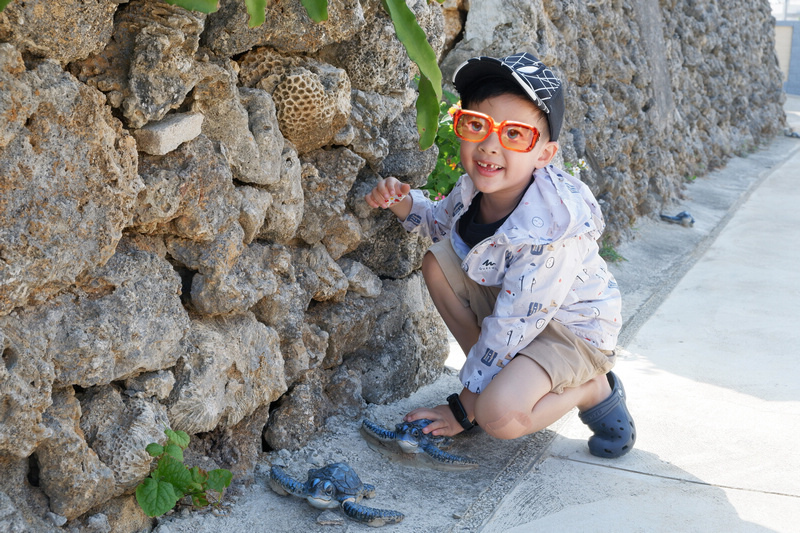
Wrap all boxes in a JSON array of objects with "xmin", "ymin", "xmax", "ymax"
[
  {"xmin": 165, "ymin": 222, "xmax": 245, "ymax": 282},
  {"xmin": 0, "ymin": 0, "xmax": 119, "ymax": 64},
  {"xmin": 0, "ymin": 239, "xmax": 190, "ymax": 388},
  {"xmin": 342, "ymin": 89, "xmax": 405, "ymax": 168},
  {"xmin": 79, "ymin": 386, "xmax": 170, "ymax": 494},
  {"xmin": 345, "ymin": 274, "xmax": 449, "ymax": 404},
  {"xmin": 190, "ymin": 62, "xmax": 279, "ymax": 185},
  {"xmin": 263, "ymin": 371, "xmax": 328, "ymax": 451},
  {"xmin": 202, "ymin": 0, "xmax": 365, "ymax": 56},
  {"xmin": 240, "ymin": 87, "xmax": 285, "ymax": 185},
  {"xmin": 189, "ymin": 242, "xmax": 281, "ymax": 316},
  {"xmin": 298, "ymin": 147, "xmax": 365, "ymax": 245},
  {"xmin": 322, "ymin": 213, "xmax": 363, "ymax": 261},
  {"xmin": 168, "ymin": 313, "xmax": 287, "ymax": 435},
  {"xmin": 316, "ymin": 0, "xmax": 412, "ymax": 94},
  {"xmin": 0, "ymin": 48, "xmax": 141, "ymax": 315},
  {"xmin": 271, "ymin": 65, "xmax": 351, "ymax": 154},
  {"xmin": 237, "ymin": 185, "xmax": 273, "ymax": 244},
  {"xmin": 0, "ymin": 327, "xmax": 55, "ymax": 457},
  {"xmin": 69, "ymin": 0, "xmax": 205, "ymax": 128},
  {"xmin": 239, "ymin": 48, "xmax": 351, "ymax": 154},
  {"xmin": 36, "ymin": 388, "xmax": 115, "ymax": 520},
  {"xmin": 258, "ymin": 141, "xmax": 304, "ymax": 243},
  {"xmin": 293, "ymin": 244, "xmax": 349, "ymax": 305},
  {"xmin": 337, "ymin": 258, "xmax": 382, "ymax": 298},
  {"xmin": 134, "ymin": 135, "xmax": 242, "ymax": 242}
]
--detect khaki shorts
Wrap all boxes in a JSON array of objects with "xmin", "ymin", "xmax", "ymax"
[{"xmin": 429, "ymin": 239, "xmax": 615, "ymax": 394}]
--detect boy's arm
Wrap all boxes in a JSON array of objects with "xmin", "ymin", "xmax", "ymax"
[{"xmin": 364, "ymin": 176, "xmax": 412, "ymax": 220}]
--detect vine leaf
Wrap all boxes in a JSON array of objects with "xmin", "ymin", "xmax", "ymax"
[
  {"xmin": 165, "ymin": 428, "xmax": 190, "ymax": 448},
  {"xmin": 416, "ymin": 74, "xmax": 440, "ymax": 150},
  {"xmin": 301, "ymin": 0, "xmax": 329, "ymax": 22},
  {"xmin": 162, "ymin": 0, "xmax": 219, "ymax": 14},
  {"xmin": 0, "ymin": 0, "xmax": 12, "ymax": 12},
  {"xmin": 135, "ymin": 477, "xmax": 180, "ymax": 518},
  {"xmin": 245, "ymin": 0, "xmax": 267, "ymax": 27},
  {"xmin": 206, "ymin": 469, "xmax": 234, "ymax": 492}
]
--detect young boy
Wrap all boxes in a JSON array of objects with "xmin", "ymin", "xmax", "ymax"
[{"xmin": 364, "ymin": 53, "xmax": 635, "ymax": 458}]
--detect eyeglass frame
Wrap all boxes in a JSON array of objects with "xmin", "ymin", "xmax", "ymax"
[{"xmin": 452, "ymin": 108, "xmax": 541, "ymax": 153}]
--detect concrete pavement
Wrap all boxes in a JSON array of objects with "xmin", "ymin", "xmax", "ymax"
[{"xmin": 474, "ymin": 96, "xmax": 800, "ymax": 532}]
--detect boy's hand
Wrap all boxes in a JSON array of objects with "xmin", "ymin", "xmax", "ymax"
[
  {"xmin": 364, "ymin": 177, "xmax": 411, "ymax": 210},
  {"xmin": 404, "ymin": 404, "xmax": 464, "ymax": 437}
]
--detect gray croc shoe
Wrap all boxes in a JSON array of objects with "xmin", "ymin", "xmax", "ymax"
[{"xmin": 578, "ymin": 372, "xmax": 636, "ymax": 458}]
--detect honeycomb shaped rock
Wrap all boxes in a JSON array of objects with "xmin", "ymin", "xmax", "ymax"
[
  {"xmin": 238, "ymin": 48, "xmax": 350, "ymax": 154},
  {"xmin": 238, "ymin": 46, "xmax": 294, "ymax": 89},
  {"xmin": 273, "ymin": 68, "xmax": 333, "ymax": 153}
]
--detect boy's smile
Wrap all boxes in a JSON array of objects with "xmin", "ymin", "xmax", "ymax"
[{"xmin": 459, "ymin": 93, "xmax": 558, "ymax": 219}]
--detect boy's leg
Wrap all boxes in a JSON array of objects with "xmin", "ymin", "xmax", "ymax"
[
  {"xmin": 421, "ymin": 251, "xmax": 480, "ymax": 355},
  {"xmin": 475, "ymin": 356, "xmax": 611, "ymax": 440}
]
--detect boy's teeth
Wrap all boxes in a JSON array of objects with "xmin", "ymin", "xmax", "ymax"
[{"xmin": 477, "ymin": 161, "xmax": 502, "ymax": 170}]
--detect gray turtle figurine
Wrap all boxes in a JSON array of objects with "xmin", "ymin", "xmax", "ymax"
[
  {"xmin": 361, "ymin": 418, "xmax": 479, "ymax": 471},
  {"xmin": 269, "ymin": 462, "xmax": 404, "ymax": 527}
]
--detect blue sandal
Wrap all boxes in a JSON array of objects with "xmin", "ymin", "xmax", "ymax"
[{"xmin": 578, "ymin": 372, "xmax": 636, "ymax": 458}]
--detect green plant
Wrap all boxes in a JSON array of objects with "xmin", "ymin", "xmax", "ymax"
[
  {"xmin": 135, "ymin": 428, "xmax": 233, "ymax": 518},
  {"xmin": 422, "ymin": 90, "xmax": 463, "ymax": 199},
  {"xmin": 563, "ymin": 159, "xmax": 588, "ymax": 176},
  {"xmin": 599, "ymin": 239, "xmax": 626, "ymax": 263},
  {"xmin": 0, "ymin": 0, "xmax": 11, "ymax": 12}
]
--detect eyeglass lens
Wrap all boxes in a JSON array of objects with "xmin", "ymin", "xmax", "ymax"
[{"xmin": 454, "ymin": 111, "xmax": 538, "ymax": 152}]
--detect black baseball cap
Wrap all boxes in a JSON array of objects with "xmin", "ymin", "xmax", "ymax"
[{"xmin": 453, "ymin": 52, "xmax": 565, "ymax": 141}]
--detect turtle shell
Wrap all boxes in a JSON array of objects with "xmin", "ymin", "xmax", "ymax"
[{"xmin": 305, "ymin": 462, "xmax": 364, "ymax": 502}]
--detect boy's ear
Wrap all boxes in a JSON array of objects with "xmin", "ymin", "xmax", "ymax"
[{"xmin": 535, "ymin": 141, "xmax": 559, "ymax": 168}]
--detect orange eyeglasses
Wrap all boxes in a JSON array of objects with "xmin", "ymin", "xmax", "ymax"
[{"xmin": 452, "ymin": 109, "xmax": 540, "ymax": 152}]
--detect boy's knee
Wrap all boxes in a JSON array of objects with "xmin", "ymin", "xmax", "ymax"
[{"xmin": 474, "ymin": 401, "xmax": 532, "ymax": 440}]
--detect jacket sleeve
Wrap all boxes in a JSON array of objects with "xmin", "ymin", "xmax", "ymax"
[
  {"xmin": 400, "ymin": 179, "xmax": 467, "ymax": 243},
  {"xmin": 458, "ymin": 236, "xmax": 588, "ymax": 393}
]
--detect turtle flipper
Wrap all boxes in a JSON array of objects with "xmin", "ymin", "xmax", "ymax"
[
  {"xmin": 361, "ymin": 419, "xmax": 398, "ymax": 443},
  {"xmin": 269, "ymin": 465, "xmax": 306, "ymax": 498},
  {"xmin": 361, "ymin": 483, "xmax": 376, "ymax": 499},
  {"xmin": 420, "ymin": 443, "xmax": 479, "ymax": 471},
  {"xmin": 341, "ymin": 500, "xmax": 404, "ymax": 527}
]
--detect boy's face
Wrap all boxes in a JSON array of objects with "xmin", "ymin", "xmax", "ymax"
[{"xmin": 459, "ymin": 93, "xmax": 558, "ymax": 200}]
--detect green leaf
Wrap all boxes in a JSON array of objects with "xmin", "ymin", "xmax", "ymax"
[
  {"xmin": 0, "ymin": 0, "xmax": 13, "ymax": 13},
  {"xmin": 164, "ymin": 428, "xmax": 190, "ymax": 449},
  {"xmin": 162, "ymin": 0, "xmax": 219, "ymax": 14},
  {"xmin": 164, "ymin": 443, "xmax": 184, "ymax": 463},
  {"xmin": 245, "ymin": 0, "xmax": 267, "ymax": 28},
  {"xmin": 381, "ymin": 0, "xmax": 441, "ymax": 101},
  {"xmin": 135, "ymin": 478, "xmax": 180, "ymax": 517},
  {"xmin": 186, "ymin": 482, "xmax": 205, "ymax": 494},
  {"xmin": 193, "ymin": 493, "xmax": 210, "ymax": 507},
  {"xmin": 300, "ymin": 0, "xmax": 328, "ymax": 22},
  {"xmin": 206, "ymin": 469, "xmax": 233, "ymax": 492},
  {"xmin": 415, "ymin": 74, "xmax": 439, "ymax": 150},
  {"xmin": 156, "ymin": 455, "xmax": 193, "ymax": 493},
  {"xmin": 190, "ymin": 466, "xmax": 208, "ymax": 484},
  {"xmin": 145, "ymin": 443, "xmax": 164, "ymax": 457}
]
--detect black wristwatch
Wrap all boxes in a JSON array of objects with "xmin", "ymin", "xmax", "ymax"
[{"xmin": 447, "ymin": 393, "xmax": 476, "ymax": 430}]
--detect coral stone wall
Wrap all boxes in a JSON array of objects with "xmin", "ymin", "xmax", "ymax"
[{"xmin": 0, "ymin": 0, "xmax": 785, "ymax": 530}]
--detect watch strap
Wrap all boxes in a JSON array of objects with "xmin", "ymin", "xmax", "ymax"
[{"xmin": 447, "ymin": 393, "xmax": 476, "ymax": 430}]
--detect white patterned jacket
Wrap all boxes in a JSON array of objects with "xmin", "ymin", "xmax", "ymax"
[{"xmin": 401, "ymin": 164, "xmax": 622, "ymax": 393}]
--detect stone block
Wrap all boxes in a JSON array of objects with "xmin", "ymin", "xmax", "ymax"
[{"xmin": 132, "ymin": 112, "xmax": 204, "ymax": 155}]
